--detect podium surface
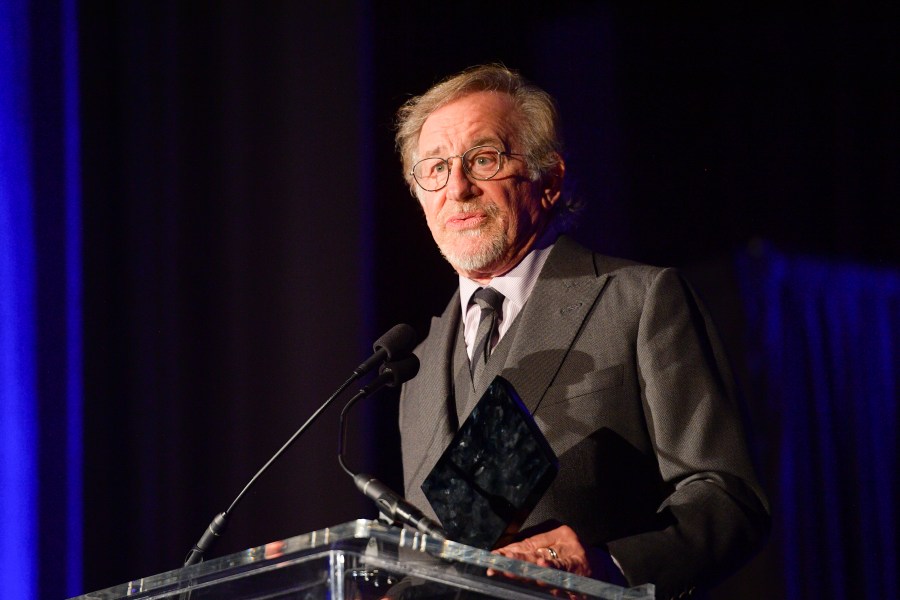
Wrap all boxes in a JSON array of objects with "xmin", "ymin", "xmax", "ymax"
[{"xmin": 72, "ymin": 520, "xmax": 654, "ymax": 599}]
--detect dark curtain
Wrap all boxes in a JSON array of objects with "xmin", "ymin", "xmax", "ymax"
[
  {"xmin": 79, "ymin": 1, "xmax": 375, "ymax": 591},
  {"xmin": 737, "ymin": 246, "xmax": 899, "ymax": 599}
]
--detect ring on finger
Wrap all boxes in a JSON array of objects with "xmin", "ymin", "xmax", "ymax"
[{"xmin": 544, "ymin": 547, "xmax": 559, "ymax": 560}]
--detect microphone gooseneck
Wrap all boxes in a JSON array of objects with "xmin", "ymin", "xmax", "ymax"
[
  {"xmin": 338, "ymin": 356, "xmax": 420, "ymax": 478},
  {"xmin": 183, "ymin": 324, "xmax": 417, "ymax": 567},
  {"xmin": 337, "ymin": 356, "xmax": 446, "ymax": 540}
]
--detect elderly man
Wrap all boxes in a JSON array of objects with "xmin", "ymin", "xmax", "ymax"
[{"xmin": 394, "ymin": 64, "xmax": 769, "ymax": 599}]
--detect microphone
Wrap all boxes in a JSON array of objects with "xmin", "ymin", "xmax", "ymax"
[
  {"xmin": 354, "ymin": 324, "xmax": 417, "ymax": 378},
  {"xmin": 360, "ymin": 355, "xmax": 420, "ymax": 396},
  {"xmin": 337, "ymin": 356, "xmax": 446, "ymax": 540},
  {"xmin": 183, "ymin": 324, "xmax": 417, "ymax": 566}
]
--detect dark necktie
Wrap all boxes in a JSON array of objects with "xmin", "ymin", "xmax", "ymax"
[{"xmin": 470, "ymin": 287, "xmax": 505, "ymax": 383}]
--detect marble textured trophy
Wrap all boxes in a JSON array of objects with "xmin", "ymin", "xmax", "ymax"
[{"xmin": 422, "ymin": 376, "xmax": 559, "ymax": 549}]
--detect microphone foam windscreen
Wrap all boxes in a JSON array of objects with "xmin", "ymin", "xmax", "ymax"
[{"xmin": 374, "ymin": 323, "xmax": 417, "ymax": 359}]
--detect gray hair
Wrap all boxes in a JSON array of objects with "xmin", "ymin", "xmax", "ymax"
[{"xmin": 395, "ymin": 64, "xmax": 582, "ymax": 227}]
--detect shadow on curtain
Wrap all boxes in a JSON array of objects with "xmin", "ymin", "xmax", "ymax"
[{"xmin": 737, "ymin": 245, "xmax": 898, "ymax": 599}]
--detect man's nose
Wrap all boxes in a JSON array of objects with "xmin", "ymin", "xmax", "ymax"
[{"xmin": 444, "ymin": 157, "xmax": 478, "ymax": 201}]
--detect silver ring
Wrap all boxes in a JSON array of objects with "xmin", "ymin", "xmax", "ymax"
[{"xmin": 545, "ymin": 547, "xmax": 559, "ymax": 560}]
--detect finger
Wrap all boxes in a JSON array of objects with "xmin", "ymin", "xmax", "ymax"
[{"xmin": 492, "ymin": 547, "xmax": 530, "ymax": 563}]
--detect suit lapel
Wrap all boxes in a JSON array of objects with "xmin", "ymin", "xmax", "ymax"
[
  {"xmin": 403, "ymin": 294, "xmax": 461, "ymax": 490},
  {"xmin": 503, "ymin": 236, "xmax": 610, "ymax": 414}
]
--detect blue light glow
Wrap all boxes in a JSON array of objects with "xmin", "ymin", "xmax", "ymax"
[{"xmin": 0, "ymin": 0, "xmax": 38, "ymax": 597}]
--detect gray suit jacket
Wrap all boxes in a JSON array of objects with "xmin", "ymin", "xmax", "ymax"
[{"xmin": 399, "ymin": 235, "xmax": 769, "ymax": 598}]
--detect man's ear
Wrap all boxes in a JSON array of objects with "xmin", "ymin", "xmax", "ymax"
[{"xmin": 541, "ymin": 158, "xmax": 565, "ymax": 210}]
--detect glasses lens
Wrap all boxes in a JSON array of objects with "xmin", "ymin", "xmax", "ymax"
[
  {"xmin": 413, "ymin": 158, "xmax": 449, "ymax": 191},
  {"xmin": 463, "ymin": 146, "xmax": 501, "ymax": 180}
]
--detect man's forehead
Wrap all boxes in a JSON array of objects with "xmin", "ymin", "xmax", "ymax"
[
  {"xmin": 419, "ymin": 135, "xmax": 506, "ymax": 157},
  {"xmin": 417, "ymin": 91, "xmax": 518, "ymax": 156}
]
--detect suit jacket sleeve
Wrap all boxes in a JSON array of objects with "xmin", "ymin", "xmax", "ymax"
[{"xmin": 601, "ymin": 266, "xmax": 770, "ymax": 596}]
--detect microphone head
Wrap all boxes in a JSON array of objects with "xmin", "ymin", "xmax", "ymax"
[
  {"xmin": 379, "ymin": 355, "xmax": 420, "ymax": 387},
  {"xmin": 373, "ymin": 324, "xmax": 417, "ymax": 360}
]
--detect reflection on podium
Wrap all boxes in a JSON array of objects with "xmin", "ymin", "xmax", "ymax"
[{"xmin": 70, "ymin": 520, "xmax": 655, "ymax": 599}]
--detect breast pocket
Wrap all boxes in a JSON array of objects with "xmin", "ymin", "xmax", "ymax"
[{"xmin": 540, "ymin": 363, "xmax": 625, "ymax": 407}]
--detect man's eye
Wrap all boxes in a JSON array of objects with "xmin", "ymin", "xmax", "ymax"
[{"xmin": 469, "ymin": 151, "xmax": 498, "ymax": 173}]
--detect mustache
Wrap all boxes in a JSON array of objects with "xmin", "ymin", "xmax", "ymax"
[{"xmin": 448, "ymin": 201, "xmax": 499, "ymax": 217}]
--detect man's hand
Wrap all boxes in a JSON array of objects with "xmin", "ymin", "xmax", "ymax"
[
  {"xmin": 491, "ymin": 524, "xmax": 628, "ymax": 586},
  {"xmin": 492, "ymin": 524, "xmax": 592, "ymax": 577}
]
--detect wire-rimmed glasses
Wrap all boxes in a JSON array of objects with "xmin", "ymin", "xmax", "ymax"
[{"xmin": 410, "ymin": 145, "xmax": 517, "ymax": 192}]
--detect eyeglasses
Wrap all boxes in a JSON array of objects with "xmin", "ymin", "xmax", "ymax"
[{"xmin": 410, "ymin": 145, "xmax": 520, "ymax": 192}]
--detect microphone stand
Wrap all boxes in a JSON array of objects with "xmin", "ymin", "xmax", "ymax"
[
  {"xmin": 183, "ymin": 324, "xmax": 418, "ymax": 566},
  {"xmin": 183, "ymin": 371, "xmax": 360, "ymax": 566}
]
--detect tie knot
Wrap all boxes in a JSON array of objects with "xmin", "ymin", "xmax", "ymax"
[{"xmin": 472, "ymin": 287, "xmax": 504, "ymax": 314}]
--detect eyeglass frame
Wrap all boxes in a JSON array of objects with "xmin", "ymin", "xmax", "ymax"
[{"xmin": 409, "ymin": 144, "xmax": 524, "ymax": 192}]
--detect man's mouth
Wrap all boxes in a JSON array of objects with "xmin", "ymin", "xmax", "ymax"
[{"xmin": 446, "ymin": 211, "xmax": 487, "ymax": 231}]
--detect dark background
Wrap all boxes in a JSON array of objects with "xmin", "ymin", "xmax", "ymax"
[{"xmin": 75, "ymin": 2, "xmax": 898, "ymax": 598}]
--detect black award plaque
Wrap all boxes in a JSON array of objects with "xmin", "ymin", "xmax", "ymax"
[{"xmin": 421, "ymin": 376, "xmax": 559, "ymax": 550}]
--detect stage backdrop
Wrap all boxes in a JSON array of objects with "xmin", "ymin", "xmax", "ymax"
[{"xmin": 1, "ymin": 2, "xmax": 897, "ymax": 599}]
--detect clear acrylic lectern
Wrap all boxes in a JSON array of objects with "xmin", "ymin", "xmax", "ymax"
[{"xmin": 71, "ymin": 520, "xmax": 655, "ymax": 599}]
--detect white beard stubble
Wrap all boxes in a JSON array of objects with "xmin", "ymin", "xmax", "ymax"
[{"xmin": 436, "ymin": 203, "xmax": 508, "ymax": 274}]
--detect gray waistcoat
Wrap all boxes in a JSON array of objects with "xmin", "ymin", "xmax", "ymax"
[{"xmin": 452, "ymin": 312, "xmax": 524, "ymax": 425}]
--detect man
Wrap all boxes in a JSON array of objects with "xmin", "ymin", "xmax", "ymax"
[{"xmin": 394, "ymin": 64, "xmax": 769, "ymax": 599}]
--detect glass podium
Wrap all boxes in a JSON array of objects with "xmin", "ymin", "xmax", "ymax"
[{"xmin": 71, "ymin": 520, "xmax": 655, "ymax": 599}]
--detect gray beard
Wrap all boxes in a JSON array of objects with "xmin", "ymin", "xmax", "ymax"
[{"xmin": 439, "ymin": 228, "xmax": 508, "ymax": 273}]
